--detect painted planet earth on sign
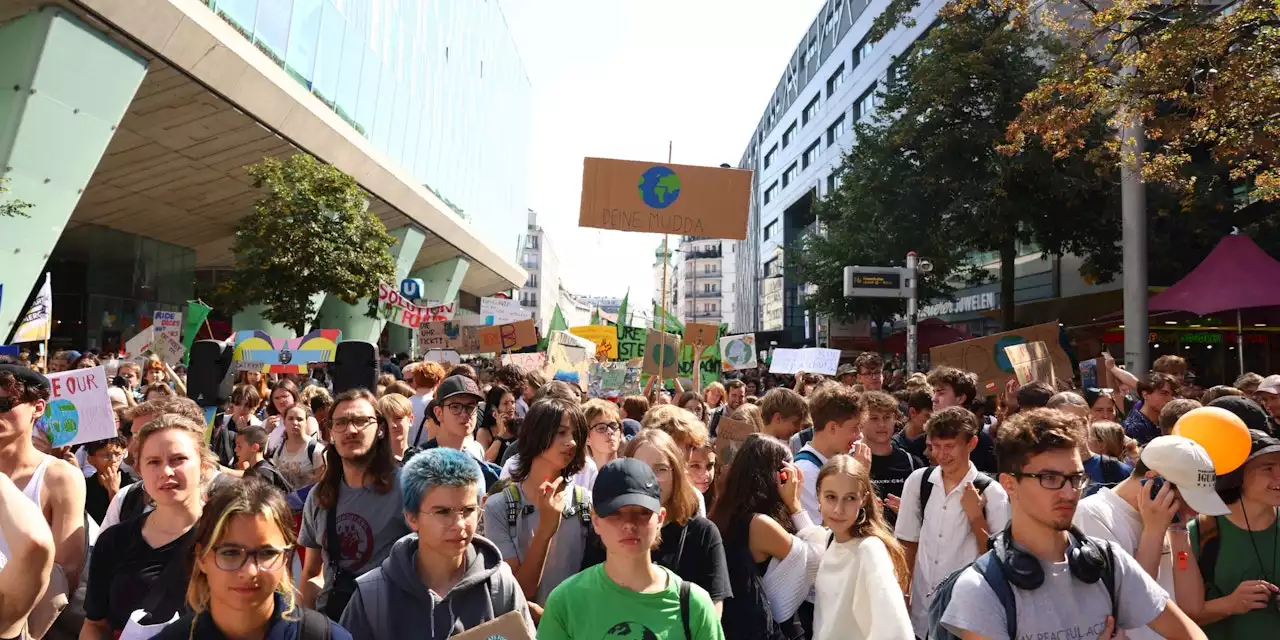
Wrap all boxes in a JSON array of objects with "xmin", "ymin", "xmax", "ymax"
[
  {"xmin": 993, "ymin": 335, "xmax": 1027, "ymax": 373},
  {"xmin": 43, "ymin": 399, "xmax": 79, "ymax": 447},
  {"xmin": 724, "ymin": 338, "xmax": 754, "ymax": 367},
  {"xmin": 638, "ymin": 166, "xmax": 681, "ymax": 209},
  {"xmin": 649, "ymin": 343, "xmax": 678, "ymax": 366}
]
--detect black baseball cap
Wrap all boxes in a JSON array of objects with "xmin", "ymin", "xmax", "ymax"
[
  {"xmin": 1209, "ymin": 396, "xmax": 1271, "ymax": 433},
  {"xmin": 435, "ymin": 375, "xmax": 483, "ymax": 403},
  {"xmin": 0, "ymin": 364, "xmax": 50, "ymax": 393},
  {"xmin": 1217, "ymin": 429, "xmax": 1280, "ymax": 490},
  {"xmin": 593, "ymin": 459, "xmax": 662, "ymax": 517}
]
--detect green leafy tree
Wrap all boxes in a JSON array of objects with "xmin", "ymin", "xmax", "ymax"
[
  {"xmin": 800, "ymin": 3, "xmax": 1121, "ymax": 330},
  {"xmin": 222, "ymin": 154, "xmax": 398, "ymax": 335},
  {"xmin": 0, "ymin": 177, "xmax": 31, "ymax": 218}
]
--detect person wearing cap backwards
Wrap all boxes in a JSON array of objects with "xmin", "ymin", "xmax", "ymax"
[
  {"xmin": 0, "ymin": 358, "xmax": 86, "ymax": 638},
  {"xmin": 537, "ymin": 458, "xmax": 724, "ymax": 640},
  {"xmin": 1252, "ymin": 374, "xmax": 1280, "ymax": 435},
  {"xmin": 1172, "ymin": 429, "xmax": 1280, "ymax": 637},
  {"xmin": 1074, "ymin": 435, "xmax": 1231, "ymax": 640}
]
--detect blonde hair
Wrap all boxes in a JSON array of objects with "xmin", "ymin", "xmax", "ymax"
[
  {"xmin": 135, "ymin": 414, "xmax": 219, "ymax": 487},
  {"xmin": 640, "ymin": 405, "xmax": 710, "ymax": 450},
  {"xmin": 299, "ymin": 384, "xmax": 332, "ymax": 408},
  {"xmin": 186, "ymin": 479, "xmax": 299, "ymax": 615},
  {"xmin": 816, "ymin": 455, "xmax": 910, "ymax": 592},
  {"xmin": 729, "ymin": 403, "xmax": 766, "ymax": 433},
  {"xmin": 582, "ymin": 398, "xmax": 621, "ymax": 425},
  {"xmin": 622, "ymin": 429, "xmax": 699, "ymax": 526},
  {"xmin": 377, "ymin": 393, "xmax": 413, "ymax": 420},
  {"xmin": 1088, "ymin": 421, "xmax": 1127, "ymax": 459}
]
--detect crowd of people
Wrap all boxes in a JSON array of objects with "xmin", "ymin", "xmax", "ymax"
[{"xmin": 1, "ymin": 346, "xmax": 1279, "ymax": 639}]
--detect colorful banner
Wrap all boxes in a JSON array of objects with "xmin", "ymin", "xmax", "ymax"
[
  {"xmin": 152, "ymin": 310, "xmax": 184, "ymax": 365},
  {"xmin": 232, "ymin": 329, "xmax": 342, "ymax": 373},
  {"xmin": 13, "ymin": 274, "xmax": 51, "ymax": 343},
  {"xmin": 720, "ymin": 334, "xmax": 758, "ymax": 371},
  {"xmin": 182, "ymin": 300, "xmax": 212, "ymax": 365},
  {"xmin": 589, "ymin": 362, "xmax": 641, "ymax": 398},
  {"xmin": 37, "ymin": 367, "xmax": 115, "ymax": 448},
  {"xmin": 376, "ymin": 282, "xmax": 455, "ymax": 328},
  {"xmin": 569, "ymin": 325, "xmax": 619, "ymax": 359},
  {"xmin": 544, "ymin": 331, "xmax": 591, "ymax": 390}
]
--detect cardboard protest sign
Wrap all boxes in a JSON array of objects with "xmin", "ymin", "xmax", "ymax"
[
  {"xmin": 478, "ymin": 319, "xmax": 538, "ymax": 353},
  {"xmin": 768, "ymin": 348, "xmax": 841, "ymax": 375},
  {"xmin": 1004, "ymin": 342, "xmax": 1057, "ymax": 386},
  {"xmin": 544, "ymin": 331, "xmax": 591, "ymax": 390},
  {"xmin": 1079, "ymin": 356, "xmax": 1113, "ymax": 390},
  {"xmin": 376, "ymin": 282, "xmax": 455, "ymax": 328},
  {"xmin": 124, "ymin": 326, "xmax": 154, "ymax": 358},
  {"xmin": 617, "ymin": 325, "xmax": 647, "ymax": 361},
  {"xmin": 714, "ymin": 415, "xmax": 757, "ymax": 460},
  {"xmin": 570, "ymin": 326, "xmax": 619, "ymax": 359},
  {"xmin": 232, "ymin": 329, "xmax": 342, "ymax": 374},
  {"xmin": 152, "ymin": 310, "xmax": 184, "ymax": 365},
  {"xmin": 502, "ymin": 353, "xmax": 547, "ymax": 374},
  {"xmin": 929, "ymin": 320, "xmax": 1072, "ymax": 396},
  {"xmin": 37, "ymin": 367, "xmax": 115, "ymax": 448},
  {"xmin": 720, "ymin": 334, "xmax": 757, "ymax": 371},
  {"xmin": 643, "ymin": 330, "xmax": 680, "ymax": 378},
  {"xmin": 578, "ymin": 157, "xmax": 752, "ymax": 240},
  {"xmin": 684, "ymin": 322, "xmax": 719, "ymax": 348},
  {"xmin": 424, "ymin": 350, "xmax": 461, "ymax": 366},
  {"xmin": 589, "ymin": 361, "xmax": 641, "ymax": 398},
  {"xmin": 418, "ymin": 322, "xmax": 448, "ymax": 351},
  {"xmin": 449, "ymin": 611, "xmax": 532, "ymax": 640},
  {"xmin": 480, "ymin": 297, "xmax": 532, "ymax": 325}
]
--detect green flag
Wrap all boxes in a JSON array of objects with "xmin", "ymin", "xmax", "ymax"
[
  {"xmin": 182, "ymin": 300, "xmax": 213, "ymax": 365},
  {"xmin": 616, "ymin": 290, "xmax": 629, "ymax": 338},
  {"xmin": 539, "ymin": 304, "xmax": 569, "ymax": 351},
  {"xmin": 590, "ymin": 308, "xmax": 600, "ymax": 325},
  {"xmin": 651, "ymin": 302, "xmax": 684, "ymax": 333}
]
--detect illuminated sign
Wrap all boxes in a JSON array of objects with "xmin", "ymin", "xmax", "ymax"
[{"xmin": 843, "ymin": 266, "xmax": 909, "ymax": 299}]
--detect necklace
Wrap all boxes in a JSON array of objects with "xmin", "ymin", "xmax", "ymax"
[{"xmin": 1241, "ymin": 506, "xmax": 1280, "ymax": 588}]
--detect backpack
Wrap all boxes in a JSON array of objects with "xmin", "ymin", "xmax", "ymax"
[
  {"xmin": 925, "ymin": 540, "xmax": 1118, "ymax": 639},
  {"xmin": 501, "ymin": 483, "xmax": 592, "ymax": 560},
  {"xmin": 269, "ymin": 439, "xmax": 319, "ymax": 465},
  {"xmin": 919, "ymin": 466, "xmax": 995, "ymax": 523},
  {"xmin": 794, "ymin": 450, "xmax": 823, "ymax": 469},
  {"xmin": 1082, "ymin": 456, "xmax": 1130, "ymax": 498}
]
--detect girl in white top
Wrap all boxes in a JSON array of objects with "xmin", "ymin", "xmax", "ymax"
[
  {"xmin": 813, "ymin": 454, "xmax": 913, "ymax": 640},
  {"xmin": 268, "ymin": 405, "xmax": 325, "ymax": 490}
]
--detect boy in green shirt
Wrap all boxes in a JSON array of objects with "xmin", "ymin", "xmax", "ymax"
[{"xmin": 537, "ymin": 459, "xmax": 724, "ymax": 640}]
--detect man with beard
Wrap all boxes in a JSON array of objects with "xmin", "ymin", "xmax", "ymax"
[
  {"xmin": 707, "ymin": 379, "xmax": 746, "ymax": 437},
  {"xmin": 940, "ymin": 409, "xmax": 1204, "ymax": 640},
  {"xmin": 299, "ymin": 388, "xmax": 410, "ymax": 620}
]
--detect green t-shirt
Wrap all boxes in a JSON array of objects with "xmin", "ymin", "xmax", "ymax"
[
  {"xmin": 537, "ymin": 564, "xmax": 724, "ymax": 640},
  {"xmin": 1190, "ymin": 513, "xmax": 1280, "ymax": 639}
]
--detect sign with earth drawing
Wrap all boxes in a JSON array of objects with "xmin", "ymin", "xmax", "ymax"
[
  {"xmin": 720, "ymin": 334, "xmax": 758, "ymax": 371},
  {"xmin": 578, "ymin": 157, "xmax": 753, "ymax": 240},
  {"xmin": 642, "ymin": 329, "xmax": 680, "ymax": 378},
  {"xmin": 36, "ymin": 367, "xmax": 115, "ymax": 448}
]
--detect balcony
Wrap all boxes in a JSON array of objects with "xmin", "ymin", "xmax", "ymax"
[
  {"xmin": 684, "ymin": 248, "xmax": 722, "ymax": 260},
  {"xmin": 689, "ymin": 311, "xmax": 722, "ymax": 319},
  {"xmin": 688, "ymin": 291, "xmax": 722, "ymax": 299},
  {"xmin": 684, "ymin": 271, "xmax": 722, "ymax": 281}
]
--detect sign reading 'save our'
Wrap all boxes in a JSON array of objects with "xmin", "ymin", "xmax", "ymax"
[{"xmin": 578, "ymin": 158, "xmax": 752, "ymax": 240}]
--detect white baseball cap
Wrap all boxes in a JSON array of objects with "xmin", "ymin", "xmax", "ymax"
[
  {"xmin": 1255, "ymin": 374, "xmax": 1280, "ymax": 396},
  {"xmin": 1140, "ymin": 436, "xmax": 1231, "ymax": 516}
]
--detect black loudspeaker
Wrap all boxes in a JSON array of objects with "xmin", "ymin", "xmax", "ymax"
[
  {"xmin": 331, "ymin": 340, "xmax": 379, "ymax": 395},
  {"xmin": 187, "ymin": 340, "xmax": 234, "ymax": 407}
]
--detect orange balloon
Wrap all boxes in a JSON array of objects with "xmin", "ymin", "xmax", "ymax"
[{"xmin": 1172, "ymin": 406, "xmax": 1251, "ymax": 474}]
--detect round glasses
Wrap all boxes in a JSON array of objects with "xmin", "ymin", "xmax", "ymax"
[{"xmin": 210, "ymin": 545, "xmax": 290, "ymax": 572}]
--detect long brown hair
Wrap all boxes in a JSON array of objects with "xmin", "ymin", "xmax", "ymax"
[
  {"xmin": 622, "ymin": 429, "xmax": 699, "ymax": 527},
  {"xmin": 186, "ymin": 479, "xmax": 298, "ymax": 614},
  {"xmin": 816, "ymin": 455, "xmax": 910, "ymax": 592},
  {"xmin": 708, "ymin": 434, "xmax": 794, "ymax": 544},
  {"xmin": 314, "ymin": 388, "xmax": 397, "ymax": 509}
]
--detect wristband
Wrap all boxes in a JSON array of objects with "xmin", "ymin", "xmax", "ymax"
[{"xmin": 1177, "ymin": 551, "xmax": 1189, "ymax": 571}]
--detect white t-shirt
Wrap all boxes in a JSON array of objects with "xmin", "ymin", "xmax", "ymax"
[
  {"xmin": 814, "ymin": 536, "xmax": 914, "ymax": 640},
  {"xmin": 795, "ymin": 445, "xmax": 829, "ymax": 524},
  {"xmin": 271, "ymin": 437, "xmax": 326, "ymax": 489},
  {"xmin": 1073, "ymin": 487, "xmax": 1173, "ymax": 640}
]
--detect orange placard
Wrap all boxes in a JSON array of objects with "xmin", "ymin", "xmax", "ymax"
[{"xmin": 578, "ymin": 157, "xmax": 752, "ymax": 240}]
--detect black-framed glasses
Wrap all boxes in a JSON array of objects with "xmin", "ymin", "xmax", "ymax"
[
  {"xmin": 858, "ymin": 370, "xmax": 884, "ymax": 378},
  {"xmin": 210, "ymin": 545, "xmax": 290, "ymax": 572},
  {"xmin": 333, "ymin": 415, "xmax": 378, "ymax": 429},
  {"xmin": 444, "ymin": 403, "xmax": 478, "ymax": 416},
  {"xmin": 1013, "ymin": 471, "xmax": 1088, "ymax": 491},
  {"xmin": 590, "ymin": 421, "xmax": 621, "ymax": 434}
]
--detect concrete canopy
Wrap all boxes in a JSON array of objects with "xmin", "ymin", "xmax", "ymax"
[{"xmin": 0, "ymin": 0, "xmax": 526, "ymax": 297}]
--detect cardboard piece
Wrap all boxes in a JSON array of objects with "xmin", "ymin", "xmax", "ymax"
[
  {"xmin": 684, "ymin": 322, "xmax": 719, "ymax": 348},
  {"xmin": 617, "ymin": 325, "xmax": 647, "ymax": 361},
  {"xmin": 1079, "ymin": 356, "xmax": 1113, "ymax": 391},
  {"xmin": 544, "ymin": 331, "xmax": 591, "ymax": 391},
  {"xmin": 504, "ymin": 319, "xmax": 538, "ymax": 351},
  {"xmin": 578, "ymin": 157, "xmax": 752, "ymax": 240},
  {"xmin": 502, "ymin": 353, "xmax": 547, "ymax": 374},
  {"xmin": 570, "ymin": 325, "xmax": 619, "ymax": 359},
  {"xmin": 448, "ymin": 611, "xmax": 532, "ymax": 640},
  {"xmin": 643, "ymin": 330, "xmax": 681, "ymax": 379},
  {"xmin": 37, "ymin": 367, "xmax": 116, "ymax": 448},
  {"xmin": 720, "ymin": 334, "xmax": 757, "ymax": 371},
  {"xmin": 713, "ymin": 415, "xmax": 757, "ymax": 460},
  {"xmin": 1004, "ymin": 341, "xmax": 1056, "ymax": 386},
  {"xmin": 768, "ymin": 348, "xmax": 841, "ymax": 376},
  {"xmin": 424, "ymin": 350, "xmax": 461, "ymax": 366},
  {"xmin": 418, "ymin": 322, "xmax": 448, "ymax": 351},
  {"xmin": 929, "ymin": 320, "xmax": 1073, "ymax": 396}
]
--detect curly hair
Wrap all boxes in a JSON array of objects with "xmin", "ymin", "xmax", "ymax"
[{"xmin": 995, "ymin": 408, "xmax": 1083, "ymax": 475}]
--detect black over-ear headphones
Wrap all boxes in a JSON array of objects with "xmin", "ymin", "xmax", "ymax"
[{"xmin": 992, "ymin": 525, "xmax": 1109, "ymax": 589}]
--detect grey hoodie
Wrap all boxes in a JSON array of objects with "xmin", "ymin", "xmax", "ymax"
[{"xmin": 340, "ymin": 533, "xmax": 534, "ymax": 639}]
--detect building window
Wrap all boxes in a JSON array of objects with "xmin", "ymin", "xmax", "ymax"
[
  {"xmin": 826, "ymin": 63, "xmax": 846, "ymax": 98},
  {"xmin": 805, "ymin": 38, "xmax": 818, "ymax": 68},
  {"xmin": 826, "ymin": 114, "xmax": 847, "ymax": 146},
  {"xmin": 764, "ymin": 219, "xmax": 779, "ymax": 240},
  {"xmin": 827, "ymin": 172, "xmax": 843, "ymax": 195},
  {"xmin": 802, "ymin": 94, "xmax": 821, "ymax": 125},
  {"xmin": 853, "ymin": 35, "xmax": 874, "ymax": 68},
  {"xmin": 764, "ymin": 257, "xmax": 782, "ymax": 277},
  {"xmin": 764, "ymin": 182, "xmax": 779, "ymax": 204},
  {"xmin": 526, "ymin": 273, "xmax": 538, "ymax": 288},
  {"xmin": 783, "ymin": 163, "xmax": 799, "ymax": 187},
  {"xmin": 764, "ymin": 144, "xmax": 777, "ymax": 169},
  {"xmin": 803, "ymin": 140, "xmax": 821, "ymax": 169},
  {"xmin": 854, "ymin": 84, "xmax": 877, "ymax": 120},
  {"xmin": 526, "ymin": 235, "xmax": 539, "ymax": 249},
  {"xmin": 782, "ymin": 122, "xmax": 797, "ymax": 148}
]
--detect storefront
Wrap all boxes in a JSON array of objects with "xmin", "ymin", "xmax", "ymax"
[{"xmin": 1098, "ymin": 328, "xmax": 1278, "ymax": 384}]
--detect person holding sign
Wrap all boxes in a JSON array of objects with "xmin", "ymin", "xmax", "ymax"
[{"xmin": 0, "ymin": 360, "xmax": 87, "ymax": 638}]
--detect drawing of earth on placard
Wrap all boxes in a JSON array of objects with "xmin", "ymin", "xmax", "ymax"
[
  {"xmin": 637, "ymin": 166, "xmax": 681, "ymax": 209},
  {"xmin": 649, "ymin": 343, "xmax": 678, "ymax": 368},
  {"xmin": 722, "ymin": 336, "xmax": 756, "ymax": 370},
  {"xmin": 43, "ymin": 399, "xmax": 79, "ymax": 447}
]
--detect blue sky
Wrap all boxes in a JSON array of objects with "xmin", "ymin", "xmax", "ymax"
[{"xmin": 500, "ymin": 0, "xmax": 827, "ymax": 309}]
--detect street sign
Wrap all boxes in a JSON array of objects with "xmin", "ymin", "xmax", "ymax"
[
  {"xmin": 843, "ymin": 266, "xmax": 908, "ymax": 298},
  {"xmin": 400, "ymin": 278, "xmax": 425, "ymax": 301}
]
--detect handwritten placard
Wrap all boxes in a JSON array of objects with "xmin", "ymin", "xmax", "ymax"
[
  {"xmin": 37, "ymin": 367, "xmax": 115, "ymax": 448},
  {"xmin": 480, "ymin": 297, "xmax": 532, "ymax": 325},
  {"xmin": 768, "ymin": 348, "xmax": 841, "ymax": 376},
  {"xmin": 502, "ymin": 352, "xmax": 547, "ymax": 374},
  {"xmin": 720, "ymin": 334, "xmax": 757, "ymax": 371},
  {"xmin": 617, "ymin": 326, "xmax": 647, "ymax": 362},
  {"xmin": 570, "ymin": 325, "xmax": 619, "ymax": 359},
  {"xmin": 377, "ymin": 282, "xmax": 455, "ymax": 328}
]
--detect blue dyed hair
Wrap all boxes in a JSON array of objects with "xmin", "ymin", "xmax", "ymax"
[{"xmin": 400, "ymin": 448, "xmax": 483, "ymax": 511}]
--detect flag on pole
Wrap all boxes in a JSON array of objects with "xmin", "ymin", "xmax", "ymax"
[
  {"xmin": 616, "ymin": 290, "xmax": 629, "ymax": 330},
  {"xmin": 590, "ymin": 308, "xmax": 600, "ymax": 325},
  {"xmin": 13, "ymin": 274, "xmax": 51, "ymax": 343},
  {"xmin": 182, "ymin": 300, "xmax": 213, "ymax": 364},
  {"xmin": 539, "ymin": 304, "xmax": 569, "ymax": 351},
  {"xmin": 651, "ymin": 302, "xmax": 684, "ymax": 334}
]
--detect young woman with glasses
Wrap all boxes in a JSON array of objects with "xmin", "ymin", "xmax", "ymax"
[
  {"xmin": 583, "ymin": 399, "xmax": 622, "ymax": 475},
  {"xmin": 153, "ymin": 479, "xmax": 352, "ymax": 639}
]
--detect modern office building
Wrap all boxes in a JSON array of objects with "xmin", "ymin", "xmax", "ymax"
[
  {"xmin": 677, "ymin": 236, "xmax": 737, "ymax": 329},
  {"xmin": 518, "ymin": 209, "xmax": 563, "ymax": 334},
  {"xmin": 0, "ymin": 0, "xmax": 530, "ymax": 351},
  {"xmin": 733, "ymin": 0, "xmax": 942, "ymax": 345}
]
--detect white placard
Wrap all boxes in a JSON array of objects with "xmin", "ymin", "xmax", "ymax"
[
  {"xmin": 768, "ymin": 348, "xmax": 841, "ymax": 376},
  {"xmin": 235, "ymin": 360, "xmax": 266, "ymax": 372},
  {"xmin": 424, "ymin": 350, "xmax": 461, "ymax": 366},
  {"xmin": 38, "ymin": 367, "xmax": 116, "ymax": 448},
  {"xmin": 153, "ymin": 310, "xmax": 184, "ymax": 365},
  {"xmin": 480, "ymin": 297, "xmax": 532, "ymax": 325},
  {"xmin": 124, "ymin": 327, "xmax": 154, "ymax": 358}
]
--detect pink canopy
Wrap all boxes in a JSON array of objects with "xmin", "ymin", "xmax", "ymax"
[{"xmin": 1148, "ymin": 234, "xmax": 1280, "ymax": 315}]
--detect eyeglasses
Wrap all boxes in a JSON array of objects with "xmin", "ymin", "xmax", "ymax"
[
  {"xmin": 858, "ymin": 370, "xmax": 883, "ymax": 378},
  {"xmin": 590, "ymin": 421, "xmax": 621, "ymax": 434},
  {"xmin": 1013, "ymin": 471, "xmax": 1088, "ymax": 491},
  {"xmin": 443, "ymin": 403, "xmax": 478, "ymax": 416},
  {"xmin": 210, "ymin": 545, "xmax": 290, "ymax": 572},
  {"xmin": 420, "ymin": 506, "xmax": 480, "ymax": 522},
  {"xmin": 333, "ymin": 415, "xmax": 378, "ymax": 429}
]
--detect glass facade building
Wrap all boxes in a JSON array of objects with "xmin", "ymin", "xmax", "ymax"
[{"xmin": 205, "ymin": 0, "xmax": 532, "ymax": 257}]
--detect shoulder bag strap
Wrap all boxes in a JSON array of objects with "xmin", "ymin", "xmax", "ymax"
[
  {"xmin": 1101, "ymin": 539, "xmax": 1119, "ymax": 621},
  {"xmin": 974, "ymin": 551, "xmax": 1017, "ymax": 640},
  {"xmin": 918, "ymin": 466, "xmax": 936, "ymax": 523},
  {"xmin": 679, "ymin": 579, "xmax": 692, "ymax": 640},
  {"xmin": 326, "ymin": 484, "xmax": 343, "ymax": 572},
  {"xmin": 298, "ymin": 607, "xmax": 332, "ymax": 640},
  {"xmin": 672, "ymin": 522, "xmax": 690, "ymax": 570}
]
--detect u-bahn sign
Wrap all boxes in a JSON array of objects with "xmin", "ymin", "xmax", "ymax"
[{"xmin": 843, "ymin": 266, "xmax": 909, "ymax": 299}]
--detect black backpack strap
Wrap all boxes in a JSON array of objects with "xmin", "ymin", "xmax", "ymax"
[
  {"xmin": 298, "ymin": 607, "xmax": 332, "ymax": 640},
  {"xmin": 325, "ymin": 485, "xmax": 343, "ymax": 572},
  {"xmin": 973, "ymin": 551, "xmax": 1017, "ymax": 640},
  {"xmin": 918, "ymin": 465, "xmax": 936, "ymax": 523},
  {"xmin": 1196, "ymin": 514, "xmax": 1222, "ymax": 591},
  {"xmin": 679, "ymin": 579, "xmax": 692, "ymax": 640},
  {"xmin": 1099, "ymin": 539, "xmax": 1119, "ymax": 621},
  {"xmin": 972, "ymin": 473, "xmax": 994, "ymax": 521},
  {"xmin": 120, "ymin": 481, "xmax": 149, "ymax": 521}
]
